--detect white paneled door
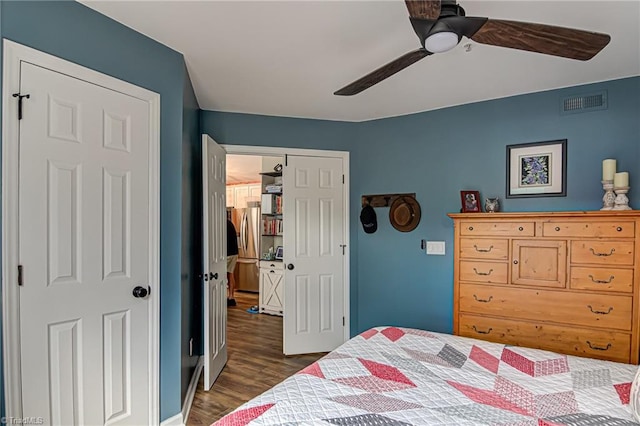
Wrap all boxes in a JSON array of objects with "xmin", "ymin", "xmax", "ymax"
[
  {"xmin": 18, "ymin": 62, "xmax": 152, "ymax": 424},
  {"xmin": 202, "ymin": 134, "xmax": 228, "ymax": 389},
  {"xmin": 283, "ymin": 156, "xmax": 345, "ymax": 355}
]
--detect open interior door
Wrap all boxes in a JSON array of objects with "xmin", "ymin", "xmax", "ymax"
[
  {"xmin": 202, "ymin": 134, "xmax": 228, "ymax": 389},
  {"xmin": 283, "ymin": 155, "xmax": 346, "ymax": 354}
]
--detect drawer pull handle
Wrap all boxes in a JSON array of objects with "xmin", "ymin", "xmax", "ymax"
[
  {"xmin": 555, "ymin": 226, "xmax": 561, "ymax": 231},
  {"xmin": 587, "ymin": 305, "xmax": 613, "ymax": 315},
  {"xmin": 472, "ymin": 326, "xmax": 493, "ymax": 335},
  {"xmin": 468, "ymin": 226, "xmax": 474, "ymax": 231},
  {"xmin": 588, "ymin": 274, "xmax": 615, "ymax": 284},
  {"xmin": 473, "ymin": 294, "xmax": 493, "ymax": 303},
  {"xmin": 473, "ymin": 245, "xmax": 493, "ymax": 253},
  {"xmin": 586, "ymin": 341, "xmax": 612, "ymax": 351},
  {"xmin": 617, "ymin": 227, "xmax": 623, "ymax": 232},
  {"xmin": 270, "ymin": 270, "xmax": 275, "ymax": 273},
  {"xmin": 590, "ymin": 248, "xmax": 615, "ymax": 257},
  {"xmin": 473, "ymin": 268, "xmax": 493, "ymax": 276},
  {"xmin": 518, "ymin": 227, "xmax": 524, "ymax": 231},
  {"xmin": 513, "ymin": 260, "xmax": 519, "ymax": 265}
]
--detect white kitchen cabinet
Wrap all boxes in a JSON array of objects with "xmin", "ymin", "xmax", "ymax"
[
  {"xmin": 259, "ymin": 260, "xmax": 284, "ymax": 316},
  {"xmin": 226, "ymin": 186, "xmax": 234, "ymax": 207},
  {"xmin": 226, "ymin": 183, "xmax": 261, "ymax": 208}
]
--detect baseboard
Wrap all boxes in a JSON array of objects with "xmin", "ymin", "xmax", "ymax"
[
  {"xmin": 182, "ymin": 356, "xmax": 204, "ymax": 423},
  {"xmin": 160, "ymin": 412, "xmax": 184, "ymax": 426}
]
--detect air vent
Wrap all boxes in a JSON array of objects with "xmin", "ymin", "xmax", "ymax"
[{"xmin": 561, "ymin": 91, "xmax": 607, "ymax": 115}]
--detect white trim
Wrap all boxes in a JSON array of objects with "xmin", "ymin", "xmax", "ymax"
[
  {"xmin": 1, "ymin": 39, "xmax": 161, "ymax": 425},
  {"xmin": 160, "ymin": 412, "xmax": 185, "ymax": 426},
  {"xmin": 221, "ymin": 144, "xmax": 351, "ymax": 342},
  {"xmin": 182, "ymin": 356, "xmax": 204, "ymax": 423}
]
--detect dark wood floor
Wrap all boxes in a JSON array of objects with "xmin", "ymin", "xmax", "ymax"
[{"xmin": 186, "ymin": 291, "xmax": 325, "ymax": 425}]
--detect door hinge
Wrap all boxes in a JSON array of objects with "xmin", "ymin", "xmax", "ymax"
[
  {"xmin": 342, "ymin": 317, "xmax": 345, "ymax": 326},
  {"xmin": 340, "ymin": 244, "xmax": 347, "ymax": 255},
  {"xmin": 12, "ymin": 93, "xmax": 30, "ymax": 120},
  {"xmin": 284, "ymin": 154, "xmax": 288, "ymax": 166},
  {"xmin": 342, "ymin": 174, "xmax": 344, "ymax": 184},
  {"xmin": 18, "ymin": 265, "xmax": 23, "ymax": 286}
]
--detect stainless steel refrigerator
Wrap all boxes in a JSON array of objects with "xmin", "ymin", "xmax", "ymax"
[{"xmin": 230, "ymin": 205, "xmax": 260, "ymax": 292}]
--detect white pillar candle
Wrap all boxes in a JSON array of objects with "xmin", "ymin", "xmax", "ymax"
[
  {"xmin": 602, "ymin": 159, "xmax": 616, "ymax": 181},
  {"xmin": 614, "ymin": 172, "xmax": 629, "ymax": 188}
]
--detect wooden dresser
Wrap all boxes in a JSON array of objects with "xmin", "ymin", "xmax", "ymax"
[{"xmin": 448, "ymin": 211, "xmax": 640, "ymax": 364}]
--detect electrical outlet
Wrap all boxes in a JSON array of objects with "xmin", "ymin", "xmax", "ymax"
[{"xmin": 426, "ymin": 241, "xmax": 445, "ymax": 255}]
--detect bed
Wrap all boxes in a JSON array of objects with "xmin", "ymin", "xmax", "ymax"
[{"xmin": 214, "ymin": 326, "xmax": 640, "ymax": 425}]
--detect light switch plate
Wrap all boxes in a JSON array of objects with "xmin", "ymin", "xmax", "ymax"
[{"xmin": 426, "ymin": 241, "xmax": 445, "ymax": 255}]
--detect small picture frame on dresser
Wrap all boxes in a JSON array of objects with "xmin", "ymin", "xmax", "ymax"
[
  {"xmin": 460, "ymin": 190, "xmax": 481, "ymax": 213},
  {"xmin": 275, "ymin": 246, "xmax": 283, "ymax": 260}
]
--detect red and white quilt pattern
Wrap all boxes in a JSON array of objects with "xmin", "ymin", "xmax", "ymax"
[{"xmin": 214, "ymin": 327, "xmax": 639, "ymax": 425}]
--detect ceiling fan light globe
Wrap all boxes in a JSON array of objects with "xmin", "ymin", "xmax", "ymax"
[{"xmin": 425, "ymin": 31, "xmax": 459, "ymax": 53}]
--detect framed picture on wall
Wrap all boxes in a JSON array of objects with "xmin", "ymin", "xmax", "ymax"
[
  {"xmin": 506, "ymin": 139, "xmax": 567, "ymax": 198},
  {"xmin": 460, "ymin": 190, "xmax": 481, "ymax": 213}
]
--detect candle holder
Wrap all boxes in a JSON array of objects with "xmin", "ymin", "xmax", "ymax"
[
  {"xmin": 601, "ymin": 180, "xmax": 615, "ymax": 210},
  {"xmin": 613, "ymin": 186, "xmax": 631, "ymax": 210}
]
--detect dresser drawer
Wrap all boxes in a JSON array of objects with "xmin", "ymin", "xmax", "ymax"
[
  {"xmin": 543, "ymin": 221, "xmax": 635, "ymax": 238},
  {"xmin": 460, "ymin": 261, "xmax": 508, "ymax": 284},
  {"xmin": 458, "ymin": 314, "xmax": 631, "ymax": 363},
  {"xmin": 460, "ymin": 238, "xmax": 508, "ymax": 260},
  {"xmin": 460, "ymin": 221, "xmax": 534, "ymax": 237},
  {"xmin": 571, "ymin": 241, "xmax": 634, "ymax": 266},
  {"xmin": 570, "ymin": 267, "xmax": 633, "ymax": 293},
  {"xmin": 459, "ymin": 283, "xmax": 632, "ymax": 331}
]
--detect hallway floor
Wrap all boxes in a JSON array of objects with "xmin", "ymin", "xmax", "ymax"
[{"xmin": 186, "ymin": 291, "xmax": 325, "ymax": 424}]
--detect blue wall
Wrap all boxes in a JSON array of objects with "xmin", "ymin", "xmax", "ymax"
[
  {"xmin": 181, "ymin": 64, "xmax": 202, "ymax": 402},
  {"xmin": 201, "ymin": 76, "xmax": 640, "ymax": 336},
  {"xmin": 0, "ymin": 1, "xmax": 186, "ymax": 421}
]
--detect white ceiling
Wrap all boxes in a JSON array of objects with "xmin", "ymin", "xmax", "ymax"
[
  {"xmin": 81, "ymin": 1, "xmax": 640, "ymax": 122},
  {"xmin": 226, "ymin": 154, "xmax": 262, "ymax": 185}
]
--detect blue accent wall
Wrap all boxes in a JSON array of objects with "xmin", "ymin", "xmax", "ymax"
[
  {"xmin": 181, "ymin": 64, "xmax": 202, "ymax": 402},
  {"xmin": 0, "ymin": 1, "xmax": 187, "ymax": 421},
  {"xmin": 201, "ymin": 76, "xmax": 640, "ymax": 337}
]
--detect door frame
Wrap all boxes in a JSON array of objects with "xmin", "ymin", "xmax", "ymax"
[
  {"xmin": 222, "ymin": 144, "xmax": 351, "ymax": 342},
  {"xmin": 1, "ymin": 40, "xmax": 161, "ymax": 423}
]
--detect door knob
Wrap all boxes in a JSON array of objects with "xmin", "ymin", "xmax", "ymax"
[
  {"xmin": 287, "ymin": 263, "xmax": 294, "ymax": 270},
  {"xmin": 133, "ymin": 286, "xmax": 149, "ymax": 298}
]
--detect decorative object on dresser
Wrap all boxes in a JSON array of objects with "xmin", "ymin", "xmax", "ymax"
[
  {"xmin": 602, "ymin": 159, "xmax": 617, "ymax": 210},
  {"xmin": 448, "ymin": 211, "xmax": 640, "ymax": 364},
  {"xmin": 506, "ymin": 139, "xmax": 567, "ymax": 198},
  {"xmin": 460, "ymin": 190, "xmax": 481, "ymax": 213},
  {"xmin": 614, "ymin": 171, "xmax": 632, "ymax": 210},
  {"xmin": 484, "ymin": 197, "xmax": 500, "ymax": 213}
]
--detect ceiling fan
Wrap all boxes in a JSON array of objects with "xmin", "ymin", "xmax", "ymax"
[{"xmin": 334, "ymin": 0, "xmax": 610, "ymax": 96}]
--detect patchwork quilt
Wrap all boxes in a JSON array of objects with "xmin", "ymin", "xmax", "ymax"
[{"xmin": 214, "ymin": 326, "xmax": 639, "ymax": 425}]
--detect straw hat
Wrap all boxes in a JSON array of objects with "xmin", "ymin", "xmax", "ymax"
[{"xmin": 389, "ymin": 196, "xmax": 421, "ymax": 232}]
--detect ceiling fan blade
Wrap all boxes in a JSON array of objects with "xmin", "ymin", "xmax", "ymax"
[
  {"xmin": 334, "ymin": 49, "xmax": 430, "ymax": 96},
  {"xmin": 470, "ymin": 19, "xmax": 610, "ymax": 61},
  {"xmin": 405, "ymin": 0, "xmax": 441, "ymax": 20}
]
